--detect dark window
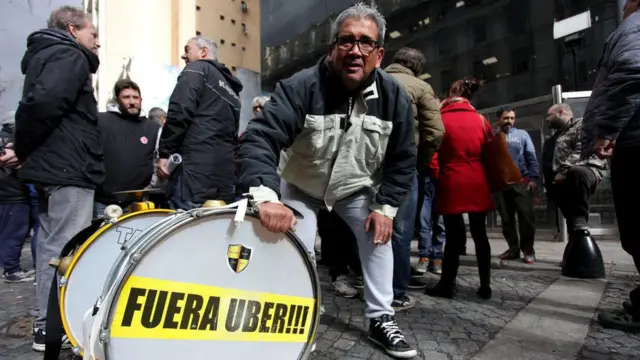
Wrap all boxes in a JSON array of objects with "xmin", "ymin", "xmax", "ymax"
[
  {"xmin": 196, "ymin": 30, "xmax": 201, "ymax": 36},
  {"xmin": 231, "ymin": 42, "xmax": 236, "ymax": 47},
  {"xmin": 505, "ymin": 0, "xmax": 528, "ymax": 35},
  {"xmin": 437, "ymin": 32, "xmax": 453, "ymax": 56},
  {"xmin": 231, "ymin": 19, "xmax": 236, "ymax": 24},
  {"xmin": 470, "ymin": 18, "xmax": 487, "ymax": 45},
  {"xmin": 220, "ymin": 39, "xmax": 226, "ymax": 45},
  {"xmin": 512, "ymin": 47, "xmax": 530, "ymax": 75},
  {"xmin": 196, "ymin": 5, "xmax": 201, "ymax": 11},
  {"xmin": 220, "ymin": 15, "xmax": 225, "ymax": 20},
  {"xmin": 473, "ymin": 59, "xmax": 485, "ymax": 80}
]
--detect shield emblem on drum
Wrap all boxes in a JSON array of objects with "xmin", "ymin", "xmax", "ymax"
[{"xmin": 227, "ymin": 244, "xmax": 253, "ymax": 274}]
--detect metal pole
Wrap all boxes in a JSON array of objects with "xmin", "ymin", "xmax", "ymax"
[{"xmin": 551, "ymin": 85, "xmax": 569, "ymax": 243}]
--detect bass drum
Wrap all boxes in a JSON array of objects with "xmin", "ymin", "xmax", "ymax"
[
  {"xmin": 60, "ymin": 209, "xmax": 174, "ymax": 354},
  {"xmin": 86, "ymin": 207, "xmax": 320, "ymax": 360}
]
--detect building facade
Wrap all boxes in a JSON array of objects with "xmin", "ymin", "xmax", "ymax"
[{"xmin": 262, "ymin": 0, "xmax": 623, "ymax": 108}]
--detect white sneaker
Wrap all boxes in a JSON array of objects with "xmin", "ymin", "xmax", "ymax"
[{"xmin": 330, "ymin": 276, "xmax": 358, "ymax": 298}]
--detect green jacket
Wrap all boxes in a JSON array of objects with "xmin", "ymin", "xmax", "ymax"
[{"xmin": 385, "ymin": 63, "xmax": 444, "ymax": 167}]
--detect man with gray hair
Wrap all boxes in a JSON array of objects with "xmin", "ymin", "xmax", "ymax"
[
  {"xmin": 11, "ymin": 5, "xmax": 102, "ymax": 352},
  {"xmin": 148, "ymin": 107, "xmax": 167, "ymax": 126},
  {"xmin": 156, "ymin": 36, "xmax": 243, "ymax": 209},
  {"xmin": 238, "ymin": 3, "xmax": 417, "ymax": 357}
]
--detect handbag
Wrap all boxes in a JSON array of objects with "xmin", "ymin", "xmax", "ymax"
[{"xmin": 478, "ymin": 115, "xmax": 524, "ymax": 192}]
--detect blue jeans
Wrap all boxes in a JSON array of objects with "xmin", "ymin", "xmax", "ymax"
[
  {"xmin": 391, "ymin": 172, "xmax": 419, "ymax": 299},
  {"xmin": 0, "ymin": 203, "xmax": 31, "ymax": 274},
  {"xmin": 27, "ymin": 184, "xmax": 39, "ymax": 266},
  {"xmin": 417, "ymin": 174, "xmax": 445, "ymax": 259}
]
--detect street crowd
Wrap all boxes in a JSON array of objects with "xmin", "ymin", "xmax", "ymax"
[{"xmin": 1, "ymin": 1, "xmax": 640, "ymax": 359}]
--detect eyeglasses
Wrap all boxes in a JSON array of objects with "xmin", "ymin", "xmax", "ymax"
[{"xmin": 334, "ymin": 35, "xmax": 379, "ymax": 55}]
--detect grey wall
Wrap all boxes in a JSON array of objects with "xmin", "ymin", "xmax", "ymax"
[
  {"xmin": 261, "ymin": 0, "xmax": 354, "ymax": 47},
  {"xmin": 236, "ymin": 67, "xmax": 262, "ymax": 134},
  {"xmin": 0, "ymin": 0, "xmax": 83, "ymax": 115}
]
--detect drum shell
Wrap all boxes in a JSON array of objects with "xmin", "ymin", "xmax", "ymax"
[{"xmin": 97, "ymin": 208, "xmax": 321, "ymax": 360}]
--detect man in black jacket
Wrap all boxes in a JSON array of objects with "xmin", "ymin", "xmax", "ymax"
[
  {"xmin": 94, "ymin": 79, "xmax": 161, "ymax": 216},
  {"xmin": 0, "ymin": 112, "xmax": 34, "ymax": 283},
  {"xmin": 13, "ymin": 6, "xmax": 102, "ymax": 351},
  {"xmin": 585, "ymin": 0, "xmax": 640, "ymax": 333},
  {"xmin": 157, "ymin": 36, "xmax": 243, "ymax": 209},
  {"xmin": 237, "ymin": 4, "xmax": 417, "ymax": 358}
]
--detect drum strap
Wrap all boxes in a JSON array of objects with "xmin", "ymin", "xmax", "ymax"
[{"xmin": 44, "ymin": 218, "xmax": 105, "ymax": 360}]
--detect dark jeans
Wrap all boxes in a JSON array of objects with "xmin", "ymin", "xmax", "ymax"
[
  {"xmin": 27, "ymin": 184, "xmax": 39, "ymax": 266},
  {"xmin": 0, "ymin": 203, "xmax": 31, "ymax": 274},
  {"xmin": 611, "ymin": 147, "xmax": 640, "ymax": 316},
  {"xmin": 317, "ymin": 209, "xmax": 362, "ymax": 280},
  {"xmin": 441, "ymin": 213, "xmax": 491, "ymax": 288},
  {"xmin": 494, "ymin": 182, "xmax": 536, "ymax": 253},
  {"xmin": 417, "ymin": 173, "xmax": 445, "ymax": 259},
  {"xmin": 392, "ymin": 172, "xmax": 419, "ymax": 299},
  {"xmin": 546, "ymin": 166, "xmax": 599, "ymax": 231}
]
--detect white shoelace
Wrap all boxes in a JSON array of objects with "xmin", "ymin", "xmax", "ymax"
[{"xmin": 378, "ymin": 320, "xmax": 405, "ymax": 345}]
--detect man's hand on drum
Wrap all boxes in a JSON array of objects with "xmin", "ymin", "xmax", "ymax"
[
  {"xmin": 157, "ymin": 158, "xmax": 170, "ymax": 179},
  {"xmin": 365, "ymin": 211, "xmax": 393, "ymax": 246},
  {"xmin": 258, "ymin": 202, "xmax": 296, "ymax": 233}
]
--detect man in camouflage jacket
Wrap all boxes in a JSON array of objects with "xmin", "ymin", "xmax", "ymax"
[{"xmin": 542, "ymin": 103, "xmax": 608, "ymax": 234}]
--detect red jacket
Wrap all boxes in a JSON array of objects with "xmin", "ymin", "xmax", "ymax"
[{"xmin": 434, "ymin": 98, "xmax": 495, "ymax": 215}]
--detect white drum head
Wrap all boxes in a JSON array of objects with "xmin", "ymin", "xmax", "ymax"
[
  {"xmin": 105, "ymin": 212, "xmax": 319, "ymax": 360},
  {"xmin": 61, "ymin": 211, "xmax": 172, "ymax": 352}
]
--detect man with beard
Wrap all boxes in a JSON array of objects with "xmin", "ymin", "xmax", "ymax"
[
  {"xmin": 237, "ymin": 4, "xmax": 417, "ymax": 358},
  {"xmin": 542, "ymin": 103, "xmax": 607, "ymax": 240},
  {"xmin": 94, "ymin": 79, "xmax": 161, "ymax": 216},
  {"xmin": 12, "ymin": 5, "xmax": 102, "ymax": 351},
  {"xmin": 156, "ymin": 36, "xmax": 243, "ymax": 209}
]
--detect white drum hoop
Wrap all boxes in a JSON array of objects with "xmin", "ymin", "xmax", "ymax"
[{"xmin": 94, "ymin": 207, "xmax": 321, "ymax": 360}]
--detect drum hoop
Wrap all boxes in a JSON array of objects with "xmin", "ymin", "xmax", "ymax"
[
  {"xmin": 59, "ymin": 209, "xmax": 174, "ymax": 352},
  {"xmin": 100, "ymin": 207, "xmax": 322, "ymax": 360}
]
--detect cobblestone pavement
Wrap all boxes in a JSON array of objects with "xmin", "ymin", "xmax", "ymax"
[
  {"xmin": 309, "ymin": 267, "xmax": 557, "ymax": 360},
  {"xmin": 578, "ymin": 272, "xmax": 640, "ymax": 360}
]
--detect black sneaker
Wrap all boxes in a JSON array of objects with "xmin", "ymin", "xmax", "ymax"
[
  {"xmin": 32, "ymin": 327, "xmax": 71, "ymax": 352},
  {"xmin": 391, "ymin": 295, "xmax": 416, "ymax": 311},
  {"xmin": 368, "ymin": 314, "xmax": 418, "ymax": 358}
]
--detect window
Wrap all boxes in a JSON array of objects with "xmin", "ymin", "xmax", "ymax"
[
  {"xmin": 231, "ymin": 19, "xmax": 236, "ymax": 24},
  {"xmin": 220, "ymin": 15, "xmax": 225, "ymax": 20},
  {"xmin": 437, "ymin": 32, "xmax": 453, "ymax": 56},
  {"xmin": 473, "ymin": 59, "xmax": 485, "ymax": 80},
  {"xmin": 220, "ymin": 39, "xmax": 226, "ymax": 45},
  {"xmin": 470, "ymin": 18, "xmax": 487, "ymax": 45},
  {"xmin": 511, "ymin": 47, "xmax": 530, "ymax": 75},
  {"xmin": 505, "ymin": 0, "xmax": 528, "ymax": 35},
  {"xmin": 196, "ymin": 5, "xmax": 201, "ymax": 11},
  {"xmin": 231, "ymin": 43, "xmax": 236, "ymax": 47},
  {"xmin": 440, "ymin": 69, "xmax": 455, "ymax": 97},
  {"xmin": 196, "ymin": 30, "xmax": 201, "ymax": 36}
]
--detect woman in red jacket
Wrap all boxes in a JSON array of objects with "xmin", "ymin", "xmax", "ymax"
[{"xmin": 424, "ymin": 79, "xmax": 494, "ymax": 300}]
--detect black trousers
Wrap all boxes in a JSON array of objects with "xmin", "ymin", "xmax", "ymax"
[
  {"xmin": 494, "ymin": 182, "xmax": 536, "ymax": 253},
  {"xmin": 317, "ymin": 209, "xmax": 362, "ymax": 280},
  {"xmin": 441, "ymin": 213, "xmax": 491, "ymax": 288},
  {"xmin": 546, "ymin": 166, "xmax": 599, "ymax": 231},
  {"xmin": 611, "ymin": 147, "xmax": 640, "ymax": 315}
]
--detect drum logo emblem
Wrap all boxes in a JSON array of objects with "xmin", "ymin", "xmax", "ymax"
[{"xmin": 227, "ymin": 244, "xmax": 252, "ymax": 274}]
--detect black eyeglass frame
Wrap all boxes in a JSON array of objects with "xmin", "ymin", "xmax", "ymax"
[{"xmin": 332, "ymin": 35, "xmax": 381, "ymax": 55}]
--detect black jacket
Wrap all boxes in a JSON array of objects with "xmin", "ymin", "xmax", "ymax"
[
  {"xmin": 237, "ymin": 57, "xmax": 416, "ymax": 210},
  {"xmin": 158, "ymin": 59, "xmax": 243, "ymax": 203},
  {"xmin": 0, "ymin": 123, "xmax": 29, "ymax": 204},
  {"xmin": 95, "ymin": 107, "xmax": 161, "ymax": 204},
  {"xmin": 14, "ymin": 29, "xmax": 104, "ymax": 189},
  {"xmin": 582, "ymin": 11, "xmax": 640, "ymax": 154}
]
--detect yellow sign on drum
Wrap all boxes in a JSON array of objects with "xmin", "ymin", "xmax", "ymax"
[{"xmin": 110, "ymin": 276, "xmax": 315, "ymax": 342}]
